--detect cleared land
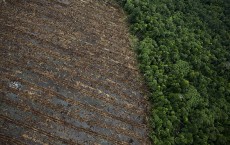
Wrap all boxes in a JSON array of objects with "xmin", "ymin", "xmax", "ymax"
[{"xmin": 0, "ymin": 0, "xmax": 149, "ymax": 144}]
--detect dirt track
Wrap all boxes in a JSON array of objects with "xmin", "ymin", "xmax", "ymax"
[{"xmin": 0, "ymin": 0, "xmax": 149, "ymax": 144}]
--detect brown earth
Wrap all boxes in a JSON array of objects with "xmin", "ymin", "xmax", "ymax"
[{"xmin": 0, "ymin": 0, "xmax": 150, "ymax": 144}]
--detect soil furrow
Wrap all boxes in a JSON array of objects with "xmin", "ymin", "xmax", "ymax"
[
  {"xmin": 0, "ymin": 79, "xmax": 145, "ymax": 140},
  {"xmin": 0, "ymin": 70, "xmax": 147, "ymax": 129},
  {"xmin": 0, "ymin": 115, "xmax": 77, "ymax": 145},
  {"xmin": 7, "ymin": 60, "xmax": 145, "ymax": 122},
  {"xmin": 0, "ymin": 31, "xmax": 144, "ymax": 91},
  {"xmin": 1, "ymin": 50, "xmax": 146, "ymax": 114},
  {"xmin": 0, "ymin": 97, "xmax": 131, "ymax": 144}
]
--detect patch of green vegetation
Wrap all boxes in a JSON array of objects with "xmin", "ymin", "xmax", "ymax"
[{"xmin": 117, "ymin": 0, "xmax": 230, "ymax": 144}]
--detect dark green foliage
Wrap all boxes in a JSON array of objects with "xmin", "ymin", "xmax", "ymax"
[{"xmin": 117, "ymin": 0, "xmax": 230, "ymax": 144}]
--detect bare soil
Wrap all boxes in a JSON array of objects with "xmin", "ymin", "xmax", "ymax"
[{"xmin": 0, "ymin": 0, "xmax": 149, "ymax": 144}]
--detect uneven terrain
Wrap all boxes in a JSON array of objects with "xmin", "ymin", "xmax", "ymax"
[{"xmin": 0, "ymin": 0, "xmax": 149, "ymax": 144}]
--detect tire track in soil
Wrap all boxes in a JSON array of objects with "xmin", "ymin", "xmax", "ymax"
[{"xmin": 0, "ymin": 0, "xmax": 150, "ymax": 144}]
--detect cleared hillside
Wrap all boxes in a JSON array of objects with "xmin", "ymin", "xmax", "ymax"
[{"xmin": 0, "ymin": 0, "xmax": 149, "ymax": 144}]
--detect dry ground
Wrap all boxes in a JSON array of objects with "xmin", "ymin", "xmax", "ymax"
[{"xmin": 0, "ymin": 0, "xmax": 149, "ymax": 144}]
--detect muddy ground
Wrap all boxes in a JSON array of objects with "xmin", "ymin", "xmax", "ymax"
[{"xmin": 0, "ymin": 0, "xmax": 149, "ymax": 144}]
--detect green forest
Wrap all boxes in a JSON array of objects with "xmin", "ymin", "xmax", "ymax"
[{"xmin": 117, "ymin": 0, "xmax": 230, "ymax": 144}]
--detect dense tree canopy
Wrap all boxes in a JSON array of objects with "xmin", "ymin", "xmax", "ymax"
[{"xmin": 117, "ymin": 0, "xmax": 230, "ymax": 144}]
